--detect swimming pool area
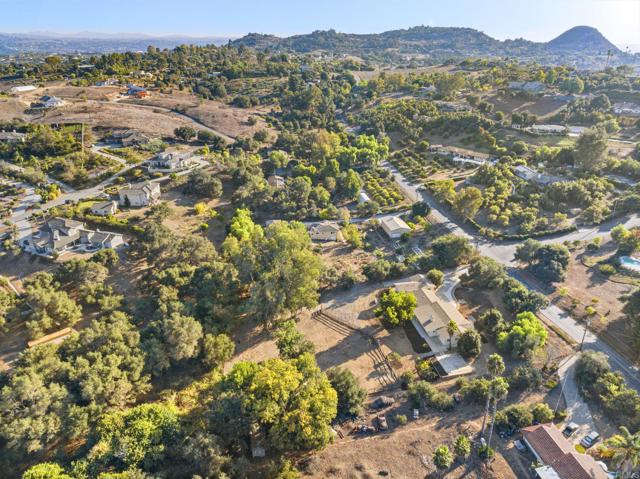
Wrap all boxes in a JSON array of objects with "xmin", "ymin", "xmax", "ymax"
[{"xmin": 620, "ymin": 256, "xmax": 640, "ymax": 273}]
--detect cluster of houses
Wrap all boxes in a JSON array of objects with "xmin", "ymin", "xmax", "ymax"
[
  {"xmin": 613, "ymin": 101, "xmax": 640, "ymax": 117},
  {"xmin": 507, "ymin": 81, "xmax": 547, "ymax": 95},
  {"xmin": 514, "ymin": 164, "xmax": 564, "ymax": 186},
  {"xmin": 126, "ymin": 84, "xmax": 148, "ymax": 98}
]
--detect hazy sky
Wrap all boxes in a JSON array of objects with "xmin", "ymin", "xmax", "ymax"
[{"xmin": 1, "ymin": 0, "xmax": 639, "ymax": 45}]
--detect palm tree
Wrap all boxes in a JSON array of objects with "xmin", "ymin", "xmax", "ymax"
[
  {"xmin": 487, "ymin": 377, "xmax": 509, "ymax": 449},
  {"xmin": 446, "ymin": 320, "xmax": 459, "ymax": 351},
  {"xmin": 481, "ymin": 354, "xmax": 505, "ymax": 437},
  {"xmin": 605, "ymin": 426, "xmax": 640, "ymax": 475}
]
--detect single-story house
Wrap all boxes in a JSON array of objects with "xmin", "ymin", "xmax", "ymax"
[
  {"xmin": 393, "ymin": 277, "xmax": 474, "ymax": 356},
  {"xmin": 522, "ymin": 424, "xmax": 608, "ymax": 479},
  {"xmin": 514, "ymin": 165, "xmax": 564, "ymax": 186},
  {"xmin": 9, "ymin": 85, "xmax": 36, "ymax": 94},
  {"xmin": 613, "ymin": 102, "xmax": 640, "ymax": 116},
  {"xmin": 23, "ymin": 217, "xmax": 124, "ymax": 256},
  {"xmin": 0, "ymin": 131, "xmax": 26, "ymax": 143},
  {"xmin": 118, "ymin": 181, "xmax": 161, "ymax": 207},
  {"xmin": 112, "ymin": 129, "xmax": 150, "ymax": 147},
  {"xmin": 380, "ymin": 216, "xmax": 411, "ymax": 239},
  {"xmin": 507, "ymin": 81, "xmax": 546, "ymax": 95},
  {"xmin": 529, "ymin": 124, "xmax": 567, "ymax": 135},
  {"xmin": 308, "ymin": 221, "xmax": 344, "ymax": 242},
  {"xmin": 90, "ymin": 200, "xmax": 118, "ymax": 217},
  {"xmin": 267, "ymin": 175, "xmax": 285, "ymax": 189},
  {"xmin": 567, "ymin": 125, "xmax": 587, "ymax": 137},
  {"xmin": 126, "ymin": 84, "xmax": 148, "ymax": 98},
  {"xmin": 148, "ymin": 151, "xmax": 194, "ymax": 172},
  {"xmin": 37, "ymin": 96, "xmax": 65, "ymax": 108}
]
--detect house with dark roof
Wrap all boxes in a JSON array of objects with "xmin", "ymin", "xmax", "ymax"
[{"xmin": 522, "ymin": 423, "xmax": 608, "ymax": 479}]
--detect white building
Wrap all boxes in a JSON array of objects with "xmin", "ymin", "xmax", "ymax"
[
  {"xmin": 90, "ymin": 200, "xmax": 118, "ymax": 217},
  {"xmin": 9, "ymin": 85, "xmax": 36, "ymax": 94},
  {"xmin": 308, "ymin": 221, "xmax": 343, "ymax": 242},
  {"xmin": 358, "ymin": 191, "xmax": 372, "ymax": 204},
  {"xmin": 148, "ymin": 151, "xmax": 194, "ymax": 172},
  {"xmin": 38, "ymin": 96, "xmax": 65, "ymax": 108},
  {"xmin": 613, "ymin": 102, "xmax": 640, "ymax": 116},
  {"xmin": 514, "ymin": 165, "xmax": 563, "ymax": 186},
  {"xmin": 118, "ymin": 181, "xmax": 161, "ymax": 207},
  {"xmin": 380, "ymin": 216, "xmax": 411, "ymax": 239},
  {"xmin": 529, "ymin": 124, "xmax": 567, "ymax": 135}
]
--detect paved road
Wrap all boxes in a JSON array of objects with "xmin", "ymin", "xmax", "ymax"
[{"xmin": 382, "ymin": 160, "xmax": 640, "ymax": 392}]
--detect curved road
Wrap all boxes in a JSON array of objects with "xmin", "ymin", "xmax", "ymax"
[{"xmin": 383, "ymin": 160, "xmax": 640, "ymax": 391}]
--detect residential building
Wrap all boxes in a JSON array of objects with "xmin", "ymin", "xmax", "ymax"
[
  {"xmin": 529, "ymin": 124, "xmax": 567, "ymax": 135},
  {"xmin": 358, "ymin": 191, "xmax": 372, "ymax": 204},
  {"xmin": 9, "ymin": 85, "xmax": 36, "ymax": 94},
  {"xmin": 613, "ymin": 102, "xmax": 640, "ymax": 116},
  {"xmin": 23, "ymin": 217, "xmax": 124, "ymax": 256},
  {"xmin": 267, "ymin": 175, "xmax": 285, "ymax": 189},
  {"xmin": 380, "ymin": 216, "xmax": 411, "ymax": 239},
  {"xmin": 567, "ymin": 125, "xmax": 587, "ymax": 137},
  {"xmin": 522, "ymin": 423, "xmax": 608, "ymax": 479},
  {"xmin": 393, "ymin": 277, "xmax": 474, "ymax": 356},
  {"xmin": 507, "ymin": 81, "xmax": 546, "ymax": 95},
  {"xmin": 0, "ymin": 131, "xmax": 26, "ymax": 143},
  {"xmin": 148, "ymin": 151, "xmax": 194, "ymax": 172},
  {"xmin": 36, "ymin": 96, "xmax": 65, "ymax": 108},
  {"xmin": 118, "ymin": 181, "xmax": 161, "ymax": 207},
  {"xmin": 112, "ymin": 129, "xmax": 150, "ymax": 147},
  {"xmin": 126, "ymin": 84, "xmax": 148, "ymax": 98},
  {"xmin": 90, "ymin": 200, "xmax": 118, "ymax": 217},
  {"xmin": 308, "ymin": 221, "xmax": 344, "ymax": 242},
  {"xmin": 514, "ymin": 165, "xmax": 563, "ymax": 186}
]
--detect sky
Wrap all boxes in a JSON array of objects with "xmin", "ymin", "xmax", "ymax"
[{"xmin": 1, "ymin": 0, "xmax": 639, "ymax": 46}]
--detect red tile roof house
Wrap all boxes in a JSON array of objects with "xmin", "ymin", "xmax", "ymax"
[{"xmin": 521, "ymin": 423, "xmax": 609, "ymax": 479}]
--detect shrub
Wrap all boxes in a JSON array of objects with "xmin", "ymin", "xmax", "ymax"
[
  {"xmin": 454, "ymin": 435, "xmax": 471, "ymax": 458},
  {"xmin": 495, "ymin": 404, "xmax": 534, "ymax": 429},
  {"xmin": 375, "ymin": 289, "xmax": 417, "ymax": 327},
  {"xmin": 508, "ymin": 366, "xmax": 543, "ymax": 391},
  {"xmin": 531, "ymin": 403, "xmax": 554, "ymax": 424},
  {"xmin": 426, "ymin": 268, "xmax": 444, "ymax": 287},
  {"xmin": 395, "ymin": 414, "xmax": 408, "ymax": 425},
  {"xmin": 416, "ymin": 359, "xmax": 439, "ymax": 381},
  {"xmin": 457, "ymin": 329, "xmax": 482, "ymax": 358},
  {"xmin": 408, "ymin": 380, "xmax": 455, "ymax": 411},
  {"xmin": 478, "ymin": 445, "xmax": 495, "ymax": 460},
  {"xmin": 599, "ymin": 264, "xmax": 615, "ymax": 276},
  {"xmin": 457, "ymin": 377, "xmax": 490, "ymax": 403}
]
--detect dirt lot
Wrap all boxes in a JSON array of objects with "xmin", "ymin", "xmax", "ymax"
[
  {"xmin": 485, "ymin": 93, "xmax": 567, "ymax": 119},
  {"xmin": 121, "ymin": 90, "xmax": 274, "ymax": 139},
  {"xmin": 40, "ymin": 84, "xmax": 122, "ymax": 102}
]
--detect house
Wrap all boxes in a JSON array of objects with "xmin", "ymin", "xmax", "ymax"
[
  {"xmin": 112, "ymin": 130, "xmax": 150, "ymax": 147},
  {"xmin": 507, "ymin": 81, "xmax": 546, "ymax": 95},
  {"xmin": 267, "ymin": 175, "xmax": 285, "ymax": 189},
  {"xmin": 24, "ymin": 217, "xmax": 124, "ymax": 256},
  {"xmin": 148, "ymin": 151, "xmax": 194, "ymax": 172},
  {"xmin": 9, "ymin": 85, "xmax": 36, "ymax": 94},
  {"xmin": 529, "ymin": 124, "xmax": 567, "ymax": 136},
  {"xmin": 394, "ymin": 277, "xmax": 474, "ymax": 356},
  {"xmin": 613, "ymin": 102, "xmax": 640, "ymax": 116},
  {"xmin": 514, "ymin": 165, "xmax": 563, "ymax": 186},
  {"xmin": 522, "ymin": 424, "xmax": 608, "ymax": 479},
  {"xmin": 118, "ymin": 181, "xmax": 161, "ymax": 207},
  {"xmin": 96, "ymin": 79, "xmax": 117, "ymax": 87},
  {"xmin": 36, "ymin": 96, "xmax": 65, "ymax": 108},
  {"xmin": 380, "ymin": 216, "xmax": 411, "ymax": 239},
  {"xmin": 567, "ymin": 125, "xmax": 587, "ymax": 137},
  {"xmin": 126, "ymin": 84, "xmax": 148, "ymax": 97},
  {"xmin": 308, "ymin": 221, "xmax": 344, "ymax": 242},
  {"xmin": 90, "ymin": 200, "xmax": 118, "ymax": 217},
  {"xmin": 0, "ymin": 131, "xmax": 26, "ymax": 143}
]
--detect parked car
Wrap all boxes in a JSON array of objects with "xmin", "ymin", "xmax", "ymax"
[
  {"xmin": 412, "ymin": 409, "xmax": 419, "ymax": 420},
  {"xmin": 513, "ymin": 439, "xmax": 526, "ymax": 452},
  {"xmin": 562, "ymin": 422, "xmax": 579, "ymax": 437},
  {"xmin": 377, "ymin": 415, "xmax": 388, "ymax": 431},
  {"xmin": 581, "ymin": 431, "xmax": 600, "ymax": 448}
]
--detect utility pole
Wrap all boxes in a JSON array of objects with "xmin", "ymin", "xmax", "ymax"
[{"xmin": 579, "ymin": 316, "xmax": 593, "ymax": 352}]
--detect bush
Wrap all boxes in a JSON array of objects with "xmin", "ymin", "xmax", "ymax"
[
  {"xmin": 426, "ymin": 268, "xmax": 444, "ymax": 287},
  {"xmin": 599, "ymin": 264, "xmax": 615, "ymax": 276},
  {"xmin": 395, "ymin": 414, "xmax": 408, "ymax": 425},
  {"xmin": 375, "ymin": 289, "xmax": 417, "ymax": 327},
  {"xmin": 327, "ymin": 367, "xmax": 367, "ymax": 418},
  {"xmin": 478, "ymin": 445, "xmax": 495, "ymax": 460},
  {"xmin": 416, "ymin": 359, "xmax": 439, "ymax": 381},
  {"xmin": 454, "ymin": 435, "xmax": 471, "ymax": 458},
  {"xmin": 531, "ymin": 403, "xmax": 554, "ymax": 424},
  {"xmin": 457, "ymin": 377, "xmax": 490, "ymax": 403},
  {"xmin": 457, "ymin": 330, "xmax": 481, "ymax": 358},
  {"xmin": 508, "ymin": 366, "xmax": 543, "ymax": 391},
  {"xmin": 408, "ymin": 380, "xmax": 455, "ymax": 411},
  {"xmin": 495, "ymin": 404, "xmax": 534, "ymax": 429}
]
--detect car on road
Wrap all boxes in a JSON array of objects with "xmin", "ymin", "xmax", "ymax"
[
  {"xmin": 562, "ymin": 422, "xmax": 579, "ymax": 437},
  {"xmin": 581, "ymin": 431, "xmax": 600, "ymax": 448}
]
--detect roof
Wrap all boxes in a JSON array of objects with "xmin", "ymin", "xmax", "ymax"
[
  {"xmin": 310, "ymin": 221, "xmax": 341, "ymax": 233},
  {"xmin": 48, "ymin": 217, "xmax": 84, "ymax": 231},
  {"xmin": 91, "ymin": 200, "xmax": 117, "ymax": 211},
  {"xmin": 120, "ymin": 181, "xmax": 160, "ymax": 196},
  {"xmin": 380, "ymin": 216, "xmax": 411, "ymax": 233},
  {"xmin": 0, "ymin": 131, "xmax": 26, "ymax": 141},
  {"xmin": 522, "ymin": 424, "xmax": 608, "ymax": 479}
]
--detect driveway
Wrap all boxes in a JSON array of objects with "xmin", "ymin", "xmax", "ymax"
[{"xmin": 557, "ymin": 355, "xmax": 596, "ymax": 441}]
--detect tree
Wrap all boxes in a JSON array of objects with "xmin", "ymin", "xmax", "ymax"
[
  {"xmin": 531, "ymin": 403, "xmax": 554, "ymax": 424},
  {"xmin": 412, "ymin": 201, "xmax": 430, "ymax": 217},
  {"xmin": 480, "ymin": 353, "xmax": 505, "ymax": 437},
  {"xmin": 202, "ymin": 333, "xmax": 235, "ymax": 370},
  {"xmin": 160, "ymin": 313, "xmax": 203, "ymax": 362},
  {"xmin": 363, "ymin": 259, "xmax": 391, "ymax": 282},
  {"xmin": 487, "ymin": 377, "xmax": 509, "ymax": 448},
  {"xmin": 431, "ymin": 234, "xmax": 474, "ymax": 269},
  {"xmin": 457, "ymin": 330, "xmax": 481, "ymax": 358},
  {"xmin": 338, "ymin": 169, "xmax": 363, "ymax": 200},
  {"xmin": 180, "ymin": 431, "xmax": 230, "ymax": 478},
  {"xmin": 375, "ymin": 289, "xmax": 417, "ymax": 327},
  {"xmin": 184, "ymin": 169, "xmax": 223, "ymax": 198},
  {"xmin": 514, "ymin": 239, "xmax": 541, "ymax": 265},
  {"xmin": 465, "ymin": 256, "xmax": 506, "ymax": 289},
  {"xmin": 435, "ymin": 72, "xmax": 466, "ymax": 99},
  {"xmin": 575, "ymin": 127, "xmax": 608, "ymax": 172},
  {"xmin": 326, "ymin": 367, "xmax": 367, "ymax": 418},
  {"xmin": 148, "ymin": 201, "xmax": 173, "ymax": 223},
  {"xmin": 23, "ymin": 463, "xmax": 72, "ymax": 479},
  {"xmin": 215, "ymin": 354, "xmax": 337, "ymax": 451},
  {"xmin": 446, "ymin": 320, "xmax": 459, "ymax": 351},
  {"xmin": 453, "ymin": 435, "xmax": 471, "ymax": 458},
  {"xmin": 503, "ymin": 279, "xmax": 548, "ymax": 314},
  {"xmin": 433, "ymin": 445, "xmax": 454, "ymax": 471},
  {"xmin": 274, "ymin": 320, "xmax": 315, "ymax": 359},
  {"xmin": 196, "ymin": 130, "xmax": 226, "ymax": 149},
  {"xmin": 341, "ymin": 223, "xmax": 363, "ymax": 249},
  {"xmin": 561, "ymin": 77, "xmax": 585, "ymax": 94},
  {"xmin": 479, "ymin": 309, "xmax": 506, "ymax": 338},
  {"xmin": 497, "ymin": 311, "xmax": 548, "ymax": 358},
  {"xmin": 452, "ymin": 187, "xmax": 483, "ymax": 220},
  {"xmin": 604, "ymin": 426, "xmax": 640, "ymax": 475},
  {"xmin": 520, "ymin": 243, "xmax": 570, "ymax": 283},
  {"xmin": 95, "ymin": 403, "xmax": 180, "ymax": 468},
  {"xmin": 426, "ymin": 269, "xmax": 444, "ymax": 287},
  {"xmin": 174, "ymin": 126, "xmax": 196, "ymax": 141}
]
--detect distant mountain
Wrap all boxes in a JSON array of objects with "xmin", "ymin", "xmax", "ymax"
[
  {"xmin": 0, "ymin": 32, "xmax": 230, "ymax": 55},
  {"xmin": 232, "ymin": 25, "xmax": 636, "ymax": 67},
  {"xmin": 548, "ymin": 26, "xmax": 620, "ymax": 53}
]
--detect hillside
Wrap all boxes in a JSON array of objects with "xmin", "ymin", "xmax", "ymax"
[{"xmin": 547, "ymin": 25, "xmax": 620, "ymax": 53}]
